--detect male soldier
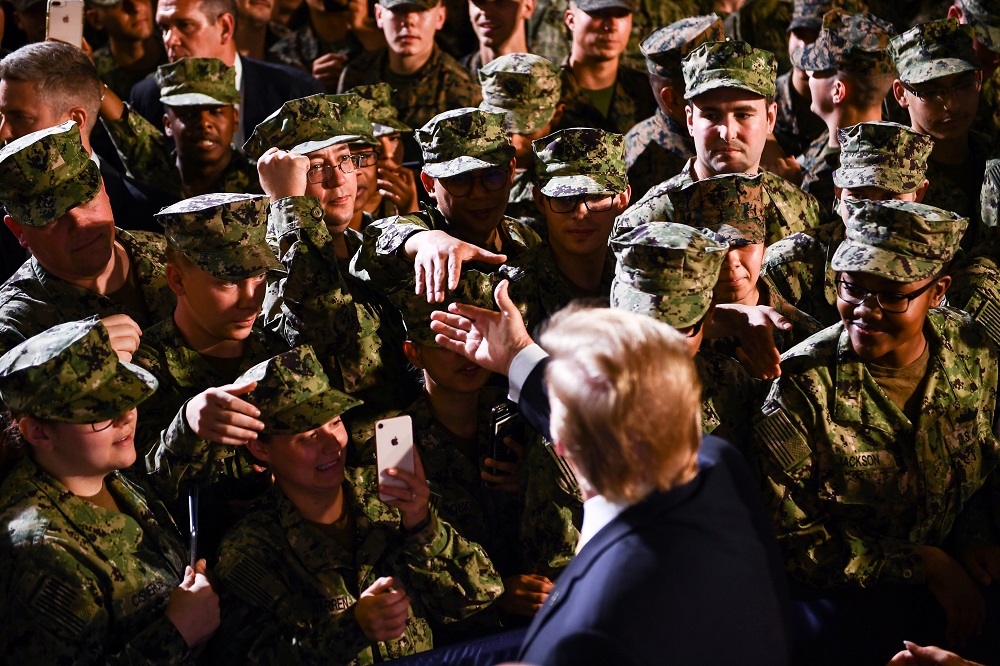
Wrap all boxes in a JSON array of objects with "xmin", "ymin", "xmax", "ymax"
[
  {"xmin": 0, "ymin": 121, "xmax": 173, "ymax": 357},
  {"xmin": 100, "ymin": 57, "xmax": 260, "ymax": 201},
  {"xmin": 461, "ymin": 0, "xmax": 535, "ymax": 78},
  {"xmin": 556, "ymin": 0, "xmax": 656, "ymax": 135},
  {"xmin": 617, "ymin": 41, "xmax": 823, "ymax": 246},
  {"xmin": 478, "ymin": 52, "xmax": 563, "ymax": 234},
  {"xmin": 948, "ymin": 0, "xmax": 1000, "ymax": 141},
  {"xmin": 697, "ymin": 0, "xmax": 796, "ymax": 74},
  {"xmin": 504, "ymin": 128, "xmax": 630, "ymax": 331},
  {"xmin": 85, "ymin": 0, "xmax": 168, "ymax": 99},
  {"xmin": 625, "ymin": 14, "xmax": 724, "ymax": 201},
  {"xmin": 7, "ymin": 0, "xmax": 45, "ymax": 43},
  {"xmin": 794, "ymin": 11, "xmax": 896, "ymax": 213},
  {"xmin": 233, "ymin": 0, "xmax": 292, "ymax": 62}
]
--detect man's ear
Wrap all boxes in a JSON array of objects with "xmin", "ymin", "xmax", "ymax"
[
  {"xmin": 4, "ymin": 215, "xmax": 28, "ymax": 249},
  {"xmin": 419, "ymin": 171, "xmax": 436, "ymax": 197},
  {"xmin": 68, "ymin": 106, "xmax": 88, "ymax": 133},
  {"xmin": 932, "ymin": 275, "xmax": 952, "ymax": 306},
  {"xmin": 166, "ymin": 263, "xmax": 185, "ymax": 296},
  {"xmin": 402, "ymin": 340, "xmax": 424, "ymax": 368},
  {"xmin": 892, "ymin": 79, "xmax": 909, "ymax": 109},
  {"xmin": 913, "ymin": 178, "xmax": 929, "ymax": 203},
  {"xmin": 217, "ymin": 11, "xmax": 236, "ymax": 45},
  {"xmin": 163, "ymin": 112, "xmax": 173, "ymax": 137}
]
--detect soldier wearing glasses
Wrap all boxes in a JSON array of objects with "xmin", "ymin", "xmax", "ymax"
[{"xmin": 753, "ymin": 199, "xmax": 1000, "ymax": 663}]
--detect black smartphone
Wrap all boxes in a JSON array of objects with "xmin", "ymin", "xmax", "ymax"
[{"xmin": 488, "ymin": 402, "xmax": 523, "ymax": 479}]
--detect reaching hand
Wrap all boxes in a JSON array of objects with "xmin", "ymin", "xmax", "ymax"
[
  {"xmin": 184, "ymin": 381, "xmax": 264, "ymax": 446},
  {"xmin": 403, "ymin": 230, "xmax": 506, "ymax": 303}
]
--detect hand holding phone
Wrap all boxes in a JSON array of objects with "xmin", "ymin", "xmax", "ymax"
[{"xmin": 376, "ymin": 415, "xmax": 415, "ymax": 502}]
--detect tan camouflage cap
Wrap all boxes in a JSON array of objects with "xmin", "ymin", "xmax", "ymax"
[
  {"xmin": 573, "ymin": 0, "xmax": 636, "ymax": 11},
  {"xmin": 640, "ymin": 15, "xmax": 725, "ymax": 80},
  {"xmin": 392, "ymin": 269, "xmax": 498, "ymax": 345},
  {"xmin": 831, "ymin": 198, "xmax": 968, "ymax": 281},
  {"xmin": 418, "ymin": 108, "xmax": 516, "ymax": 179},
  {"xmin": 0, "ymin": 121, "xmax": 101, "ymax": 228},
  {"xmin": 788, "ymin": 0, "xmax": 867, "ymax": 32},
  {"xmin": 610, "ymin": 223, "xmax": 728, "ymax": 329},
  {"xmin": 378, "ymin": 0, "xmax": 440, "ymax": 8},
  {"xmin": 347, "ymin": 83, "xmax": 413, "ymax": 137},
  {"xmin": 157, "ymin": 193, "xmax": 283, "ymax": 282},
  {"xmin": 156, "ymin": 57, "xmax": 239, "ymax": 107},
  {"xmin": 533, "ymin": 128, "xmax": 627, "ymax": 197},
  {"xmin": 889, "ymin": 19, "xmax": 980, "ymax": 85},
  {"xmin": 236, "ymin": 346, "xmax": 362, "ymax": 435},
  {"xmin": 962, "ymin": 0, "xmax": 1000, "ymax": 53},
  {"xmin": 667, "ymin": 173, "xmax": 766, "ymax": 245},
  {"xmin": 479, "ymin": 53, "xmax": 562, "ymax": 135},
  {"xmin": 0, "ymin": 317, "xmax": 158, "ymax": 423},
  {"xmin": 834, "ymin": 122, "xmax": 932, "ymax": 194},
  {"xmin": 791, "ymin": 11, "xmax": 895, "ymax": 74},
  {"xmin": 243, "ymin": 94, "xmax": 367, "ymax": 161},
  {"xmin": 682, "ymin": 41, "xmax": 778, "ymax": 100}
]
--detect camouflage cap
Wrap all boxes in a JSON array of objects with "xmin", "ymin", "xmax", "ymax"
[
  {"xmin": 982, "ymin": 159, "xmax": 1000, "ymax": 228},
  {"xmin": 323, "ymin": 93, "xmax": 379, "ymax": 147},
  {"xmin": 640, "ymin": 15, "xmax": 725, "ymax": 80},
  {"xmin": 378, "ymin": 0, "xmax": 440, "ymax": 8},
  {"xmin": 392, "ymin": 269, "xmax": 498, "ymax": 345},
  {"xmin": 791, "ymin": 11, "xmax": 895, "ymax": 74},
  {"xmin": 961, "ymin": 0, "xmax": 1000, "ymax": 53},
  {"xmin": 244, "ymin": 94, "xmax": 366, "ymax": 161},
  {"xmin": 479, "ymin": 53, "xmax": 562, "ymax": 135},
  {"xmin": 157, "ymin": 193, "xmax": 283, "ymax": 282},
  {"xmin": 667, "ymin": 173, "xmax": 766, "ymax": 245},
  {"xmin": 0, "ymin": 120, "xmax": 101, "ymax": 227},
  {"xmin": 0, "ymin": 317, "xmax": 158, "ymax": 423},
  {"xmin": 533, "ymin": 128, "xmax": 627, "ymax": 197},
  {"xmin": 418, "ymin": 108, "xmax": 516, "ymax": 178},
  {"xmin": 682, "ymin": 41, "xmax": 777, "ymax": 100},
  {"xmin": 572, "ymin": 0, "xmax": 636, "ymax": 12},
  {"xmin": 831, "ymin": 198, "xmax": 968, "ymax": 281},
  {"xmin": 236, "ymin": 346, "xmax": 362, "ymax": 435},
  {"xmin": 889, "ymin": 19, "xmax": 979, "ymax": 85},
  {"xmin": 610, "ymin": 223, "xmax": 728, "ymax": 329},
  {"xmin": 347, "ymin": 83, "xmax": 413, "ymax": 137},
  {"xmin": 834, "ymin": 121, "xmax": 933, "ymax": 194},
  {"xmin": 156, "ymin": 57, "xmax": 239, "ymax": 107},
  {"xmin": 788, "ymin": 0, "xmax": 867, "ymax": 32}
]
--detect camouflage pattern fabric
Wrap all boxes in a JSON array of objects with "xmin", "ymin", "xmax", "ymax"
[
  {"xmin": 773, "ymin": 70, "xmax": 829, "ymax": 160},
  {"xmin": 0, "ymin": 121, "xmax": 101, "ymax": 227},
  {"xmin": 788, "ymin": 0, "xmax": 868, "ymax": 32},
  {"xmin": 798, "ymin": 131, "xmax": 840, "ymax": 216},
  {"xmin": 790, "ymin": 10, "xmax": 895, "ymax": 75},
  {"xmin": 155, "ymin": 57, "xmax": 239, "ymax": 106},
  {"xmin": 244, "ymin": 94, "xmax": 371, "ymax": 161},
  {"xmin": 507, "ymin": 169, "xmax": 547, "ymax": 237},
  {"xmin": 347, "ymin": 82, "xmax": 413, "ymax": 136},
  {"xmin": 417, "ymin": 108, "xmax": 516, "ymax": 178},
  {"xmin": 640, "ymin": 14, "xmax": 725, "ymax": 81},
  {"xmin": 753, "ymin": 307, "xmax": 1000, "ymax": 587},
  {"xmin": 0, "ymin": 457, "xmax": 193, "ymax": 663},
  {"xmin": 682, "ymin": 40, "xmax": 778, "ymax": 100},
  {"xmin": 983, "ymin": 158, "xmax": 1000, "ymax": 228},
  {"xmin": 556, "ymin": 59, "xmax": 658, "ymax": 136},
  {"xmin": 962, "ymin": 0, "xmax": 1000, "ymax": 52},
  {"xmin": 696, "ymin": 349, "xmax": 761, "ymax": 454},
  {"xmin": 479, "ymin": 53, "xmax": 562, "ymax": 135},
  {"xmin": 394, "ymin": 270, "xmax": 498, "ymax": 345},
  {"xmin": 708, "ymin": 0, "xmax": 797, "ymax": 74},
  {"xmin": 889, "ymin": 18, "xmax": 980, "ymax": 84},
  {"xmin": 920, "ymin": 131, "xmax": 991, "ymax": 252},
  {"xmin": 519, "ymin": 437, "xmax": 583, "ymax": 580},
  {"xmin": 533, "ymin": 127, "xmax": 628, "ymax": 196},
  {"xmin": 624, "ymin": 109, "xmax": 695, "ymax": 202},
  {"xmin": 93, "ymin": 45, "xmax": 167, "ymax": 100},
  {"xmin": 211, "ymin": 468, "xmax": 504, "ymax": 663},
  {"xmin": 833, "ymin": 121, "xmax": 934, "ymax": 194},
  {"xmin": 666, "ymin": 172, "xmax": 767, "ymax": 244},
  {"xmin": 976, "ymin": 69, "xmax": 1000, "ymax": 143},
  {"xmin": 268, "ymin": 23, "xmax": 364, "ymax": 82}
]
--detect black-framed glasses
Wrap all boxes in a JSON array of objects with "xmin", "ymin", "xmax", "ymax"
[
  {"xmin": 351, "ymin": 148, "xmax": 381, "ymax": 168},
  {"xmin": 836, "ymin": 276, "xmax": 940, "ymax": 313},
  {"xmin": 438, "ymin": 166, "xmax": 510, "ymax": 197},
  {"xmin": 546, "ymin": 193, "xmax": 615, "ymax": 214},
  {"xmin": 900, "ymin": 77, "xmax": 981, "ymax": 104},
  {"xmin": 306, "ymin": 154, "xmax": 363, "ymax": 183},
  {"xmin": 89, "ymin": 412, "xmax": 131, "ymax": 433}
]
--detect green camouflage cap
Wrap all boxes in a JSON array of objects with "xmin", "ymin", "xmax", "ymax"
[
  {"xmin": 479, "ymin": 53, "xmax": 562, "ymax": 135},
  {"xmin": 610, "ymin": 223, "xmax": 728, "ymax": 329},
  {"xmin": 961, "ymin": 0, "xmax": 1000, "ymax": 53},
  {"xmin": 573, "ymin": 0, "xmax": 636, "ymax": 11},
  {"xmin": 831, "ymin": 198, "xmax": 968, "ymax": 281},
  {"xmin": 683, "ymin": 41, "xmax": 777, "ymax": 100},
  {"xmin": 323, "ymin": 93, "xmax": 379, "ymax": 147},
  {"xmin": 983, "ymin": 159, "xmax": 1000, "ymax": 228},
  {"xmin": 667, "ymin": 173, "xmax": 766, "ymax": 245},
  {"xmin": 156, "ymin": 57, "xmax": 239, "ymax": 107},
  {"xmin": 418, "ymin": 108, "xmax": 516, "ymax": 178},
  {"xmin": 347, "ymin": 83, "xmax": 413, "ymax": 137},
  {"xmin": 889, "ymin": 19, "xmax": 980, "ymax": 85},
  {"xmin": 533, "ymin": 128, "xmax": 627, "ymax": 197},
  {"xmin": 236, "ymin": 346, "xmax": 362, "ymax": 435},
  {"xmin": 157, "ymin": 193, "xmax": 283, "ymax": 282},
  {"xmin": 378, "ymin": 0, "xmax": 440, "ymax": 8},
  {"xmin": 791, "ymin": 11, "xmax": 895, "ymax": 74},
  {"xmin": 0, "ymin": 317, "xmax": 158, "ymax": 423},
  {"xmin": 834, "ymin": 121, "xmax": 932, "ymax": 194},
  {"xmin": 0, "ymin": 120, "xmax": 101, "ymax": 227},
  {"xmin": 640, "ymin": 15, "xmax": 725, "ymax": 80},
  {"xmin": 244, "ymin": 94, "xmax": 366, "ymax": 161},
  {"xmin": 392, "ymin": 269, "xmax": 498, "ymax": 345},
  {"xmin": 788, "ymin": 0, "xmax": 867, "ymax": 32}
]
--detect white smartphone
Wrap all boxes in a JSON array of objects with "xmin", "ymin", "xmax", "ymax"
[
  {"xmin": 375, "ymin": 415, "xmax": 415, "ymax": 502},
  {"xmin": 47, "ymin": 0, "xmax": 84, "ymax": 49}
]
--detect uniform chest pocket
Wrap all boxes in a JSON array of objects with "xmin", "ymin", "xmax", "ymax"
[
  {"xmin": 925, "ymin": 418, "xmax": 989, "ymax": 499},
  {"xmin": 820, "ymin": 449, "xmax": 901, "ymax": 506}
]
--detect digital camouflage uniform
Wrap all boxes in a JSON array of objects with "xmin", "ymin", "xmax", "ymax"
[
  {"xmin": 557, "ymin": 58, "xmax": 657, "ymax": 136},
  {"xmin": 0, "ymin": 122, "xmax": 173, "ymax": 355},
  {"xmin": 92, "ymin": 44, "xmax": 168, "ymax": 101},
  {"xmin": 754, "ymin": 199, "xmax": 1000, "ymax": 589},
  {"xmin": 0, "ymin": 317, "xmax": 193, "ymax": 664},
  {"xmin": 625, "ymin": 15, "xmax": 724, "ymax": 202},
  {"xmin": 268, "ymin": 22, "xmax": 364, "ymax": 83},
  {"xmin": 697, "ymin": 0, "xmax": 796, "ymax": 74},
  {"xmin": 963, "ymin": 0, "xmax": 1000, "ymax": 141}
]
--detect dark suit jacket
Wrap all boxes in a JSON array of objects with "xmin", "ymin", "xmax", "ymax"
[
  {"xmin": 128, "ymin": 57, "xmax": 323, "ymax": 137},
  {"xmin": 100, "ymin": 159, "xmax": 175, "ymax": 234}
]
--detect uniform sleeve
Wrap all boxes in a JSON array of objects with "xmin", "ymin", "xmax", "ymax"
[
  {"xmin": 101, "ymin": 104, "xmax": 181, "ymax": 193},
  {"xmin": 351, "ymin": 214, "xmax": 433, "ymax": 292},
  {"xmin": 145, "ymin": 404, "xmax": 235, "ymax": 503},
  {"xmin": 519, "ymin": 440, "xmax": 582, "ymax": 580}
]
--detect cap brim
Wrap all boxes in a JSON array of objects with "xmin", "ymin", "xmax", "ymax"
[
  {"xmin": 421, "ymin": 145, "xmax": 515, "ymax": 178},
  {"xmin": 190, "ymin": 245, "xmax": 285, "ymax": 282},
  {"xmin": 266, "ymin": 388, "xmax": 363, "ymax": 435},
  {"xmin": 901, "ymin": 59, "xmax": 980, "ymax": 85},
  {"xmin": 610, "ymin": 278, "xmax": 712, "ymax": 329},
  {"xmin": 833, "ymin": 166, "xmax": 923, "ymax": 194},
  {"xmin": 293, "ymin": 134, "xmax": 364, "ymax": 155},
  {"xmin": 480, "ymin": 102, "xmax": 556, "ymax": 135},
  {"xmin": 51, "ymin": 360, "xmax": 158, "ymax": 424},
  {"xmin": 830, "ymin": 238, "xmax": 940, "ymax": 281},
  {"xmin": 791, "ymin": 42, "xmax": 833, "ymax": 72},
  {"xmin": 160, "ymin": 93, "xmax": 235, "ymax": 107},
  {"xmin": 688, "ymin": 76, "xmax": 770, "ymax": 101},
  {"xmin": 539, "ymin": 174, "xmax": 621, "ymax": 197},
  {"xmin": 11, "ymin": 159, "xmax": 103, "ymax": 228}
]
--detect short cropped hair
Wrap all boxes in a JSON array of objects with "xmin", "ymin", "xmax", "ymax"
[
  {"xmin": 837, "ymin": 70, "xmax": 896, "ymax": 110},
  {"xmin": 540, "ymin": 307, "xmax": 702, "ymax": 505},
  {"xmin": 0, "ymin": 41, "xmax": 102, "ymax": 134},
  {"xmin": 199, "ymin": 0, "xmax": 237, "ymax": 23}
]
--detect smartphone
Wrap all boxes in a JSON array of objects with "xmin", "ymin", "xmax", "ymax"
[
  {"xmin": 376, "ymin": 415, "xmax": 415, "ymax": 502},
  {"xmin": 488, "ymin": 402, "xmax": 523, "ymax": 479},
  {"xmin": 47, "ymin": 0, "xmax": 84, "ymax": 48}
]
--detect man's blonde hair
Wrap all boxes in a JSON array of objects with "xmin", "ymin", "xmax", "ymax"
[{"xmin": 540, "ymin": 307, "xmax": 702, "ymax": 505}]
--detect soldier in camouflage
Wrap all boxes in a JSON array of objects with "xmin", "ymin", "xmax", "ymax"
[
  {"xmin": 616, "ymin": 41, "xmax": 823, "ymax": 246},
  {"xmin": 949, "ymin": 0, "xmax": 1000, "ymax": 142},
  {"xmin": 460, "ymin": 0, "xmax": 535, "ymax": 78},
  {"xmin": 85, "ymin": 0, "xmax": 168, "ymax": 99},
  {"xmin": 0, "ymin": 317, "xmax": 219, "ymax": 663},
  {"xmin": 625, "ymin": 14, "xmax": 723, "ymax": 202},
  {"xmin": 208, "ymin": 345, "xmax": 504, "ymax": 663},
  {"xmin": 753, "ymin": 198, "xmax": 1000, "ymax": 663}
]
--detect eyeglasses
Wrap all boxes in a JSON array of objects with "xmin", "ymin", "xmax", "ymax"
[
  {"xmin": 351, "ymin": 149, "xmax": 380, "ymax": 168},
  {"xmin": 306, "ymin": 154, "xmax": 363, "ymax": 183},
  {"xmin": 900, "ymin": 77, "xmax": 981, "ymax": 104},
  {"xmin": 437, "ymin": 166, "xmax": 510, "ymax": 197},
  {"xmin": 89, "ymin": 412, "xmax": 131, "ymax": 433},
  {"xmin": 546, "ymin": 193, "xmax": 615, "ymax": 214},
  {"xmin": 836, "ymin": 276, "xmax": 940, "ymax": 313}
]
